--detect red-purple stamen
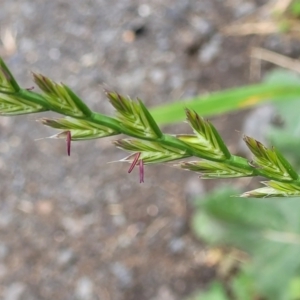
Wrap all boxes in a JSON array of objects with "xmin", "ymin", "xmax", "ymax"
[
  {"xmin": 128, "ymin": 152, "xmax": 140, "ymax": 173},
  {"xmin": 66, "ymin": 131, "xmax": 71, "ymax": 156},
  {"xmin": 127, "ymin": 152, "xmax": 144, "ymax": 183},
  {"xmin": 139, "ymin": 159, "xmax": 144, "ymax": 183}
]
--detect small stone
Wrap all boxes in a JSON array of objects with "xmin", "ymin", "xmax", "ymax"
[
  {"xmin": 0, "ymin": 141, "xmax": 10, "ymax": 154},
  {"xmin": 147, "ymin": 204, "xmax": 159, "ymax": 217},
  {"xmin": 191, "ymin": 17, "xmax": 215, "ymax": 36},
  {"xmin": 0, "ymin": 264, "xmax": 7, "ymax": 278},
  {"xmin": 18, "ymin": 200, "xmax": 33, "ymax": 214},
  {"xmin": 198, "ymin": 34, "xmax": 223, "ymax": 64},
  {"xmin": 168, "ymin": 73, "xmax": 184, "ymax": 89},
  {"xmin": 75, "ymin": 277, "xmax": 94, "ymax": 300},
  {"xmin": 264, "ymin": 35, "xmax": 283, "ymax": 52},
  {"xmin": 36, "ymin": 200, "xmax": 53, "ymax": 215},
  {"xmin": 0, "ymin": 209, "xmax": 13, "ymax": 228},
  {"xmin": 185, "ymin": 177, "xmax": 205, "ymax": 202},
  {"xmin": 19, "ymin": 38, "xmax": 35, "ymax": 52},
  {"xmin": 149, "ymin": 69, "xmax": 166, "ymax": 85},
  {"xmin": 117, "ymin": 69, "xmax": 146, "ymax": 90},
  {"xmin": 151, "ymin": 285, "xmax": 176, "ymax": 300},
  {"xmin": 57, "ymin": 249, "xmax": 76, "ymax": 266},
  {"xmin": 8, "ymin": 135, "xmax": 21, "ymax": 148},
  {"xmin": 122, "ymin": 30, "xmax": 136, "ymax": 43},
  {"xmin": 80, "ymin": 53, "xmax": 97, "ymax": 67},
  {"xmin": 165, "ymin": 1, "xmax": 190, "ymax": 21},
  {"xmin": 171, "ymin": 217, "xmax": 187, "ymax": 236},
  {"xmin": 48, "ymin": 48, "xmax": 61, "ymax": 61},
  {"xmin": 138, "ymin": 4, "xmax": 151, "ymax": 17},
  {"xmin": 112, "ymin": 214, "xmax": 127, "ymax": 227},
  {"xmin": 0, "ymin": 243, "xmax": 8, "ymax": 259},
  {"xmin": 3, "ymin": 282, "xmax": 26, "ymax": 300},
  {"xmin": 234, "ymin": 2, "xmax": 256, "ymax": 18},
  {"xmin": 20, "ymin": 3, "xmax": 36, "ymax": 19},
  {"xmin": 168, "ymin": 238, "xmax": 185, "ymax": 254},
  {"xmin": 125, "ymin": 19, "xmax": 147, "ymax": 39},
  {"xmin": 61, "ymin": 217, "xmax": 86, "ymax": 236},
  {"xmin": 117, "ymin": 235, "xmax": 132, "ymax": 248},
  {"xmin": 110, "ymin": 262, "xmax": 133, "ymax": 289}
]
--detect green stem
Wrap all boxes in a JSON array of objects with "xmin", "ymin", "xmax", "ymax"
[
  {"xmin": 89, "ymin": 112, "xmax": 122, "ymax": 133},
  {"xmin": 226, "ymin": 155, "xmax": 255, "ymax": 174},
  {"xmin": 17, "ymin": 89, "xmax": 52, "ymax": 108}
]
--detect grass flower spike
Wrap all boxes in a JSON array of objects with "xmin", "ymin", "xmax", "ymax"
[
  {"xmin": 40, "ymin": 117, "xmax": 119, "ymax": 140},
  {"xmin": 1, "ymin": 56, "xmax": 300, "ymax": 197},
  {"xmin": 180, "ymin": 160, "xmax": 254, "ymax": 179},
  {"xmin": 114, "ymin": 139, "xmax": 189, "ymax": 164},
  {"xmin": 106, "ymin": 91, "xmax": 163, "ymax": 139},
  {"xmin": 0, "ymin": 60, "xmax": 20, "ymax": 93},
  {"xmin": 243, "ymin": 135, "xmax": 298, "ymax": 181},
  {"xmin": 32, "ymin": 73, "xmax": 92, "ymax": 117},
  {"xmin": 178, "ymin": 109, "xmax": 231, "ymax": 161}
]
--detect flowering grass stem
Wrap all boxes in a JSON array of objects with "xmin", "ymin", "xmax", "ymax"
[{"xmin": 0, "ymin": 57, "xmax": 299, "ymax": 197}]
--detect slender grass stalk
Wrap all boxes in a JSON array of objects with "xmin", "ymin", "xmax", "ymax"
[{"xmin": 0, "ymin": 57, "xmax": 299, "ymax": 198}]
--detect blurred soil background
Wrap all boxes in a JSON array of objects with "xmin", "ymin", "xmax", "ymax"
[{"xmin": 0, "ymin": 0, "xmax": 298, "ymax": 299}]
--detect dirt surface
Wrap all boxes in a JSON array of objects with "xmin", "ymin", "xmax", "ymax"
[{"xmin": 0, "ymin": 0, "xmax": 287, "ymax": 299}]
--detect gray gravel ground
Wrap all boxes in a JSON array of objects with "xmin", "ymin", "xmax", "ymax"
[{"xmin": 0, "ymin": 0, "xmax": 282, "ymax": 299}]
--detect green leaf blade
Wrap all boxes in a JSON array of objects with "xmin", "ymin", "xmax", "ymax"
[
  {"xmin": 193, "ymin": 190, "xmax": 300, "ymax": 300},
  {"xmin": 150, "ymin": 83, "xmax": 300, "ymax": 125}
]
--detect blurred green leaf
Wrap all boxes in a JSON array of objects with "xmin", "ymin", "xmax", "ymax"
[
  {"xmin": 187, "ymin": 281, "xmax": 229, "ymax": 300},
  {"xmin": 231, "ymin": 271, "xmax": 256, "ymax": 300},
  {"xmin": 289, "ymin": 277, "xmax": 300, "ymax": 299},
  {"xmin": 192, "ymin": 188, "xmax": 300, "ymax": 300},
  {"xmin": 267, "ymin": 97, "xmax": 300, "ymax": 161},
  {"xmin": 264, "ymin": 69, "xmax": 300, "ymax": 86},
  {"xmin": 265, "ymin": 70, "xmax": 300, "ymax": 165},
  {"xmin": 290, "ymin": 0, "xmax": 300, "ymax": 17},
  {"xmin": 150, "ymin": 80, "xmax": 300, "ymax": 125}
]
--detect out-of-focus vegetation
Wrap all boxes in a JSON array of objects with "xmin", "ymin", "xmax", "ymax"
[
  {"xmin": 149, "ymin": 78, "xmax": 300, "ymax": 125},
  {"xmin": 188, "ymin": 67, "xmax": 300, "ymax": 300},
  {"xmin": 191, "ymin": 189, "xmax": 300, "ymax": 300},
  {"xmin": 290, "ymin": 0, "xmax": 300, "ymax": 18},
  {"xmin": 180, "ymin": 0, "xmax": 300, "ymax": 287}
]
